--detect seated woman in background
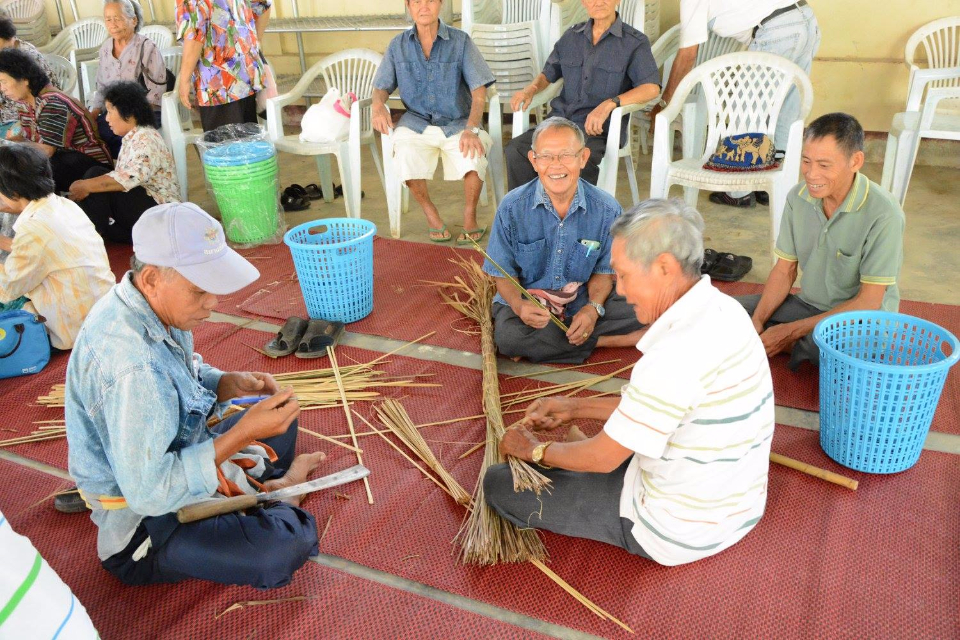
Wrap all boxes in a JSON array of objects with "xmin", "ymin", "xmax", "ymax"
[
  {"xmin": 91, "ymin": 0, "xmax": 166, "ymax": 158},
  {"xmin": 0, "ymin": 17, "xmax": 57, "ymax": 139},
  {"xmin": 68, "ymin": 81, "xmax": 180, "ymax": 243},
  {"xmin": 0, "ymin": 145, "xmax": 114, "ymax": 350},
  {"xmin": 0, "ymin": 48, "xmax": 112, "ymax": 194}
]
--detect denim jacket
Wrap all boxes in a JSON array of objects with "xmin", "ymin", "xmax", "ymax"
[
  {"xmin": 66, "ymin": 274, "xmax": 225, "ymax": 560},
  {"xmin": 483, "ymin": 179, "xmax": 622, "ymax": 316}
]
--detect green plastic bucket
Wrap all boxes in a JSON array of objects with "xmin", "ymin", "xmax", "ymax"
[{"xmin": 206, "ymin": 165, "xmax": 279, "ymax": 244}]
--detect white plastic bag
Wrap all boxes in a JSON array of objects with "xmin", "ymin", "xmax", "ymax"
[{"xmin": 299, "ymin": 88, "xmax": 357, "ymax": 143}]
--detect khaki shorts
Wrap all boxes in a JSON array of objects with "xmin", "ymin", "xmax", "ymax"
[{"xmin": 391, "ymin": 125, "xmax": 492, "ymax": 182}]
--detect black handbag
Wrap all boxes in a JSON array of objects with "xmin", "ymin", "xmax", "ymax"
[{"xmin": 135, "ymin": 37, "xmax": 175, "ymax": 93}]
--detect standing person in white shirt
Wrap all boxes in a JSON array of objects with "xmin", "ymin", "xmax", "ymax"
[
  {"xmin": 652, "ymin": 0, "xmax": 821, "ymax": 208},
  {"xmin": 485, "ymin": 198, "xmax": 774, "ymax": 565}
]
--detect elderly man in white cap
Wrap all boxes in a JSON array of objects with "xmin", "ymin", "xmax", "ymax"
[{"xmin": 65, "ymin": 203, "xmax": 324, "ymax": 589}]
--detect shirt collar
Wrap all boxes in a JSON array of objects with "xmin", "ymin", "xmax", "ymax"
[
  {"xmin": 533, "ymin": 179, "xmax": 587, "ymax": 218},
  {"xmin": 796, "ymin": 172, "xmax": 870, "ymax": 214},
  {"xmin": 11, "ymin": 193, "xmax": 54, "ymax": 232},
  {"xmin": 406, "ymin": 19, "xmax": 449, "ymax": 41},
  {"xmin": 574, "ymin": 14, "xmax": 624, "ymax": 39},
  {"xmin": 115, "ymin": 273, "xmax": 173, "ymax": 344},
  {"xmin": 636, "ymin": 275, "xmax": 713, "ymax": 352}
]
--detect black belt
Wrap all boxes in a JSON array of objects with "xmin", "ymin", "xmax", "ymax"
[{"xmin": 752, "ymin": 1, "xmax": 807, "ymax": 38}]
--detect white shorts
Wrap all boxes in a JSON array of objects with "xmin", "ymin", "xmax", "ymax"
[{"xmin": 391, "ymin": 125, "xmax": 492, "ymax": 182}]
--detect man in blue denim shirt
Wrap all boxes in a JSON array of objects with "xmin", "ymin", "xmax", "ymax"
[
  {"xmin": 372, "ymin": 0, "xmax": 495, "ymax": 244},
  {"xmin": 485, "ymin": 118, "xmax": 645, "ymax": 364},
  {"xmin": 506, "ymin": 0, "xmax": 660, "ymax": 190},
  {"xmin": 66, "ymin": 203, "xmax": 324, "ymax": 589}
]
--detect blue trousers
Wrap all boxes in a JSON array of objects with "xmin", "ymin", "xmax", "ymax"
[{"xmin": 101, "ymin": 412, "xmax": 319, "ymax": 589}]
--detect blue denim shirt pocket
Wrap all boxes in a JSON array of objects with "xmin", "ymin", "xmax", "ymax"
[
  {"xmin": 169, "ymin": 384, "xmax": 217, "ymax": 453},
  {"xmin": 516, "ymin": 238, "xmax": 546, "ymax": 277},
  {"xmin": 568, "ymin": 240, "xmax": 599, "ymax": 283},
  {"xmin": 397, "ymin": 61, "xmax": 422, "ymax": 90}
]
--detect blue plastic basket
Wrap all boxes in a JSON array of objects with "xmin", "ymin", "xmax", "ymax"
[
  {"xmin": 284, "ymin": 219, "xmax": 377, "ymax": 323},
  {"xmin": 813, "ymin": 311, "xmax": 959, "ymax": 473}
]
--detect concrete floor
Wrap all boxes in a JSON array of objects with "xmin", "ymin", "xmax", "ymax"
[{"xmin": 186, "ymin": 132, "xmax": 960, "ymax": 306}]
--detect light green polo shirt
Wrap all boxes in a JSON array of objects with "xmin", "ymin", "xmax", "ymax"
[{"xmin": 775, "ymin": 173, "xmax": 905, "ymax": 312}]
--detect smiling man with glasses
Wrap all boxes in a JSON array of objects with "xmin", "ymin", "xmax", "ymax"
[{"xmin": 483, "ymin": 117, "xmax": 646, "ymax": 364}]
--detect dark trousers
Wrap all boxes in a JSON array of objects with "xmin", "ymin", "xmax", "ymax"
[
  {"xmin": 198, "ymin": 94, "xmax": 258, "ymax": 132},
  {"xmin": 97, "ymin": 110, "xmax": 162, "ymax": 159},
  {"xmin": 77, "ymin": 166, "xmax": 158, "ymax": 244},
  {"xmin": 736, "ymin": 293, "xmax": 822, "ymax": 369},
  {"xmin": 101, "ymin": 412, "xmax": 319, "ymax": 590},
  {"xmin": 505, "ymin": 127, "xmax": 608, "ymax": 191},
  {"xmin": 50, "ymin": 149, "xmax": 111, "ymax": 194},
  {"xmin": 492, "ymin": 293, "xmax": 643, "ymax": 364},
  {"xmin": 484, "ymin": 458, "xmax": 650, "ymax": 559}
]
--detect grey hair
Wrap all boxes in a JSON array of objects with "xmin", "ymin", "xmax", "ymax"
[
  {"xmin": 610, "ymin": 198, "xmax": 705, "ymax": 278},
  {"xmin": 104, "ymin": 0, "xmax": 143, "ymax": 32},
  {"xmin": 531, "ymin": 116, "xmax": 585, "ymax": 150},
  {"xmin": 130, "ymin": 255, "xmax": 174, "ymax": 277}
]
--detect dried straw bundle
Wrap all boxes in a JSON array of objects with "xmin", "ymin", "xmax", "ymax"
[
  {"xmin": 37, "ymin": 384, "xmax": 65, "ymax": 408},
  {"xmin": 0, "ymin": 424, "xmax": 66, "ymax": 448},
  {"xmin": 273, "ymin": 365, "xmax": 437, "ymax": 410},
  {"xmin": 375, "ymin": 399, "xmax": 472, "ymax": 505},
  {"xmin": 432, "ymin": 256, "xmax": 549, "ymax": 565}
]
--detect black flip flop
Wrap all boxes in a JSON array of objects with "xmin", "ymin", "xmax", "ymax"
[
  {"xmin": 302, "ymin": 183, "xmax": 323, "ymax": 200},
  {"xmin": 295, "ymin": 318, "xmax": 346, "ymax": 359},
  {"xmin": 709, "ymin": 253, "xmax": 753, "ymax": 282},
  {"xmin": 281, "ymin": 191, "xmax": 310, "ymax": 212},
  {"xmin": 701, "ymin": 248, "xmax": 719, "ymax": 274},
  {"xmin": 263, "ymin": 316, "xmax": 308, "ymax": 357},
  {"xmin": 331, "ymin": 184, "xmax": 365, "ymax": 200}
]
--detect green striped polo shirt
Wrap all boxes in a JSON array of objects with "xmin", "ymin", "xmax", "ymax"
[
  {"xmin": 775, "ymin": 173, "xmax": 906, "ymax": 312},
  {"xmin": 604, "ymin": 277, "xmax": 774, "ymax": 566}
]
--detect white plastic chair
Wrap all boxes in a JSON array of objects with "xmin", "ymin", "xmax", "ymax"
[
  {"xmin": 881, "ymin": 16, "xmax": 960, "ymax": 206},
  {"xmin": 649, "ymin": 52, "xmax": 814, "ymax": 259},
  {"xmin": 160, "ymin": 75, "xmax": 202, "ymax": 202},
  {"xmin": 643, "ymin": 0, "xmax": 660, "ymax": 42},
  {"xmin": 39, "ymin": 18, "xmax": 107, "ymax": 103},
  {"xmin": 78, "ymin": 58, "xmax": 97, "ymax": 107},
  {"xmin": 381, "ymin": 89, "xmax": 505, "ymax": 239},
  {"xmin": 140, "ymin": 25, "xmax": 172, "ymax": 50},
  {"xmin": 265, "ymin": 48, "xmax": 384, "ymax": 220},
  {"xmin": 1, "ymin": 0, "xmax": 49, "ymax": 46},
  {"xmin": 549, "ymin": 0, "xmax": 587, "ymax": 47},
  {"xmin": 41, "ymin": 53, "xmax": 78, "ymax": 99},
  {"xmin": 461, "ymin": 0, "xmax": 504, "ymax": 37},
  {"xmin": 469, "ymin": 21, "xmax": 543, "ymax": 104}
]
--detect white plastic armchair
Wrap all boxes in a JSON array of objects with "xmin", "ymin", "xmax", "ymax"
[
  {"xmin": 1, "ymin": 0, "xmax": 49, "ymax": 46},
  {"xmin": 140, "ymin": 25, "xmax": 173, "ymax": 50},
  {"xmin": 649, "ymin": 51, "xmax": 813, "ymax": 260},
  {"xmin": 41, "ymin": 53, "xmax": 78, "ymax": 99},
  {"xmin": 78, "ymin": 58, "xmax": 97, "ymax": 107},
  {"xmin": 881, "ymin": 16, "xmax": 960, "ymax": 206},
  {"xmin": 381, "ymin": 89, "xmax": 505, "ymax": 239},
  {"xmin": 160, "ymin": 75, "xmax": 203, "ymax": 202},
  {"xmin": 265, "ymin": 48, "xmax": 384, "ymax": 220},
  {"xmin": 39, "ymin": 18, "xmax": 107, "ymax": 61},
  {"xmin": 469, "ymin": 21, "xmax": 543, "ymax": 103}
]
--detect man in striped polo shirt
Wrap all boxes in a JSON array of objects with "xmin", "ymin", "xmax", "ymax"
[{"xmin": 486, "ymin": 199, "xmax": 774, "ymax": 565}]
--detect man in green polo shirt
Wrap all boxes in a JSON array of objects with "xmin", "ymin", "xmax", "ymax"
[{"xmin": 738, "ymin": 112, "xmax": 905, "ymax": 369}]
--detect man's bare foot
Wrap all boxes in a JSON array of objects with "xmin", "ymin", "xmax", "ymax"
[
  {"xmin": 597, "ymin": 327, "xmax": 648, "ymax": 349},
  {"xmin": 262, "ymin": 452, "xmax": 325, "ymax": 507},
  {"xmin": 565, "ymin": 425, "xmax": 587, "ymax": 442}
]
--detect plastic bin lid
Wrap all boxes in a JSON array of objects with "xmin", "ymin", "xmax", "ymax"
[{"xmin": 203, "ymin": 140, "xmax": 276, "ymax": 167}]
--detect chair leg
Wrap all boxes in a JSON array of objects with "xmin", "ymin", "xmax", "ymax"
[
  {"xmin": 889, "ymin": 130, "xmax": 916, "ymax": 205},
  {"xmin": 624, "ymin": 153, "xmax": 640, "ymax": 206},
  {"xmin": 880, "ymin": 130, "xmax": 898, "ymax": 191},
  {"xmin": 683, "ymin": 186, "xmax": 698, "ymax": 207},
  {"xmin": 769, "ymin": 181, "xmax": 790, "ymax": 262},
  {"xmin": 173, "ymin": 142, "xmax": 189, "ymax": 202},
  {"xmin": 316, "ymin": 156, "xmax": 335, "ymax": 203},
  {"xmin": 368, "ymin": 140, "xmax": 385, "ymax": 193},
  {"xmin": 479, "ymin": 181, "xmax": 489, "ymax": 206}
]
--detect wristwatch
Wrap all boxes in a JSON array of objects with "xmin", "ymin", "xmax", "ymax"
[
  {"xmin": 466, "ymin": 125, "xmax": 481, "ymax": 135},
  {"xmin": 657, "ymin": 98, "xmax": 668, "ymax": 108},
  {"xmin": 610, "ymin": 95, "xmax": 621, "ymax": 108},
  {"xmin": 531, "ymin": 441, "xmax": 553, "ymax": 466},
  {"xmin": 588, "ymin": 301, "xmax": 606, "ymax": 317}
]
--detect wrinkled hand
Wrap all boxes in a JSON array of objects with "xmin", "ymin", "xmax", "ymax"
[
  {"xmin": 67, "ymin": 180, "xmax": 91, "ymax": 202},
  {"xmin": 565, "ymin": 305, "xmax": 598, "ymax": 346},
  {"xmin": 760, "ymin": 323, "xmax": 798, "ymax": 358},
  {"xmin": 584, "ymin": 100, "xmax": 615, "ymax": 136},
  {"xmin": 178, "ymin": 77, "xmax": 193, "ymax": 111},
  {"xmin": 517, "ymin": 300, "xmax": 552, "ymax": 330},
  {"xmin": 523, "ymin": 396, "xmax": 576, "ymax": 431},
  {"xmin": 234, "ymin": 388, "xmax": 301, "ymax": 442},
  {"xmin": 511, "ymin": 87, "xmax": 535, "ymax": 112},
  {"xmin": 217, "ymin": 371, "xmax": 280, "ymax": 402},
  {"xmin": 372, "ymin": 103, "xmax": 392, "ymax": 135},
  {"xmin": 459, "ymin": 129, "xmax": 486, "ymax": 159},
  {"xmin": 499, "ymin": 426, "xmax": 541, "ymax": 461}
]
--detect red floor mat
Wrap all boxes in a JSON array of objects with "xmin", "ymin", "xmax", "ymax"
[
  {"xmin": 105, "ymin": 242, "xmax": 134, "ymax": 281},
  {"xmin": 0, "ymin": 459, "xmax": 70, "ymax": 520}
]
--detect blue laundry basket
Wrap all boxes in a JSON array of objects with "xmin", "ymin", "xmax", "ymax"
[
  {"xmin": 284, "ymin": 219, "xmax": 376, "ymax": 323},
  {"xmin": 813, "ymin": 311, "xmax": 959, "ymax": 473}
]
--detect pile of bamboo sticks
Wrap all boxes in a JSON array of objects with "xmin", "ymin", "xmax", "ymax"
[
  {"xmin": 273, "ymin": 364, "xmax": 437, "ymax": 410},
  {"xmin": 0, "ymin": 422, "xmax": 65, "ymax": 448},
  {"xmin": 37, "ymin": 384, "xmax": 64, "ymax": 408}
]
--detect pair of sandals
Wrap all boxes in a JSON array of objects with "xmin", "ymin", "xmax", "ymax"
[
  {"xmin": 429, "ymin": 225, "xmax": 487, "ymax": 245},
  {"xmin": 263, "ymin": 316, "xmax": 345, "ymax": 358},
  {"xmin": 702, "ymin": 248, "xmax": 753, "ymax": 282},
  {"xmin": 281, "ymin": 183, "xmax": 321, "ymax": 212}
]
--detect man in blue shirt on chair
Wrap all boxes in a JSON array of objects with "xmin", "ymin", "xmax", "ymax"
[{"xmin": 485, "ymin": 117, "xmax": 645, "ymax": 364}]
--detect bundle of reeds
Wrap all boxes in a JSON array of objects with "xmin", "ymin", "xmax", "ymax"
[
  {"xmin": 430, "ymin": 256, "xmax": 550, "ymax": 565},
  {"xmin": 273, "ymin": 365, "xmax": 437, "ymax": 410},
  {"xmin": 37, "ymin": 384, "xmax": 65, "ymax": 408},
  {"xmin": 374, "ymin": 399, "xmax": 472, "ymax": 505},
  {"xmin": 0, "ymin": 423, "xmax": 66, "ymax": 448}
]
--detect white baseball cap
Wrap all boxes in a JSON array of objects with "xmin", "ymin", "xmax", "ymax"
[{"xmin": 132, "ymin": 203, "xmax": 260, "ymax": 295}]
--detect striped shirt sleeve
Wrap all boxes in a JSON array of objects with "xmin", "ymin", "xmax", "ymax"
[
  {"xmin": 603, "ymin": 352, "xmax": 699, "ymax": 459},
  {"xmin": 36, "ymin": 98, "xmax": 76, "ymax": 148}
]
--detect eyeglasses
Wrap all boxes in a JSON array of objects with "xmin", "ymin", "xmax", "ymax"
[{"xmin": 532, "ymin": 148, "xmax": 584, "ymax": 165}]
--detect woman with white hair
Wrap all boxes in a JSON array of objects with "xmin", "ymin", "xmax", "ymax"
[{"xmin": 91, "ymin": 0, "xmax": 167, "ymax": 157}]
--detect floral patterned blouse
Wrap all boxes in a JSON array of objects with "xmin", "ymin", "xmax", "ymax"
[
  {"xmin": 92, "ymin": 33, "xmax": 167, "ymax": 110},
  {"xmin": 109, "ymin": 126, "xmax": 181, "ymax": 204},
  {"xmin": 175, "ymin": 0, "xmax": 271, "ymax": 107}
]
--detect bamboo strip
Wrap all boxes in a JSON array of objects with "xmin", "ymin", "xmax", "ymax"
[
  {"xmin": 298, "ymin": 427, "xmax": 363, "ymax": 454},
  {"xmin": 504, "ymin": 358, "xmax": 623, "ymax": 380},
  {"xmin": 530, "ymin": 559, "xmax": 634, "ymax": 633},
  {"xmin": 770, "ymin": 453, "xmax": 859, "ymax": 490},
  {"xmin": 327, "ymin": 347, "xmax": 374, "ymax": 505},
  {"xmin": 458, "ymin": 441, "xmax": 486, "ymax": 460}
]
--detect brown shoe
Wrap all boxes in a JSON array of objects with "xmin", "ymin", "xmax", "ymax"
[{"xmin": 709, "ymin": 192, "xmax": 755, "ymax": 208}]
